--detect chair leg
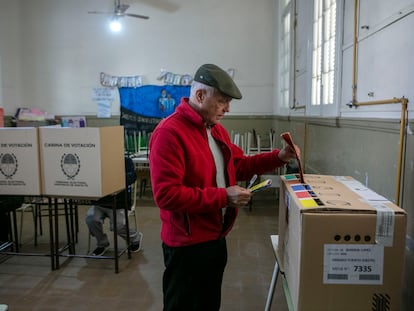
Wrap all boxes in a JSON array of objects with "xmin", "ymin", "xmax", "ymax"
[
  {"xmin": 34, "ymin": 203, "xmax": 46, "ymax": 246},
  {"xmin": 34, "ymin": 204, "xmax": 39, "ymax": 246},
  {"xmin": 87, "ymin": 232, "xmax": 91, "ymax": 254},
  {"xmin": 133, "ymin": 211, "xmax": 137, "ymax": 230},
  {"xmin": 19, "ymin": 206, "xmax": 24, "ymax": 245},
  {"xmin": 17, "ymin": 203, "xmax": 34, "ymax": 246},
  {"xmin": 139, "ymin": 179, "xmax": 147, "ymax": 198}
]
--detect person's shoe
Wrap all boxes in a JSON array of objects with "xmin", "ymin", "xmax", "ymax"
[
  {"xmin": 129, "ymin": 232, "xmax": 143, "ymax": 253},
  {"xmin": 91, "ymin": 246, "xmax": 108, "ymax": 256}
]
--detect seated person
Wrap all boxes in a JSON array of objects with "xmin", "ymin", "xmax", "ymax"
[
  {"xmin": 0, "ymin": 196, "xmax": 24, "ymax": 244},
  {"xmin": 85, "ymin": 157, "xmax": 143, "ymax": 256},
  {"xmin": 0, "ymin": 209, "xmax": 9, "ymax": 244}
]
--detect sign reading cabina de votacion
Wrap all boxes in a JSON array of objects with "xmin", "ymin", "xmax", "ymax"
[
  {"xmin": 39, "ymin": 126, "xmax": 125, "ymax": 198},
  {"xmin": 0, "ymin": 127, "xmax": 42, "ymax": 195}
]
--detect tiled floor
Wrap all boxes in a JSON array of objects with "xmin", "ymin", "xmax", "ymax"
[{"xmin": 0, "ymin": 190, "xmax": 288, "ymax": 311}]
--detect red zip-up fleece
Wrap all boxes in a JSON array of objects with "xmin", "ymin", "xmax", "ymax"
[{"xmin": 149, "ymin": 98, "xmax": 288, "ymax": 247}]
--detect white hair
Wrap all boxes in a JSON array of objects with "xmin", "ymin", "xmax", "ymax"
[{"xmin": 189, "ymin": 81, "xmax": 216, "ymax": 101}]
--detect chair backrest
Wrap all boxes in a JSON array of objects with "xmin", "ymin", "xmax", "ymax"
[
  {"xmin": 125, "ymin": 156, "xmax": 137, "ymax": 209},
  {"xmin": 125, "ymin": 156, "xmax": 137, "ymax": 186}
]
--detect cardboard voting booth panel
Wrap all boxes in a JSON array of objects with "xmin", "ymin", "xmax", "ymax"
[
  {"xmin": 278, "ymin": 174, "xmax": 406, "ymax": 311},
  {"xmin": 0, "ymin": 127, "xmax": 42, "ymax": 195},
  {"xmin": 39, "ymin": 126, "xmax": 125, "ymax": 198}
]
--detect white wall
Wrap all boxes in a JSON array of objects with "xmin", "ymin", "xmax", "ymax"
[
  {"xmin": 340, "ymin": 0, "xmax": 414, "ymax": 119},
  {"xmin": 286, "ymin": 0, "xmax": 414, "ymax": 119},
  {"xmin": 0, "ymin": 0, "xmax": 277, "ymax": 116},
  {"xmin": 0, "ymin": 0, "xmax": 23, "ymax": 115}
]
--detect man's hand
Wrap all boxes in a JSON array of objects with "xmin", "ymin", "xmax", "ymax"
[
  {"xmin": 226, "ymin": 185, "xmax": 252, "ymax": 208},
  {"xmin": 278, "ymin": 144, "xmax": 301, "ymax": 163}
]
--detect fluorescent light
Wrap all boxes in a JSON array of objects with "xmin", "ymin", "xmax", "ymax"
[{"xmin": 110, "ymin": 19, "xmax": 122, "ymax": 32}]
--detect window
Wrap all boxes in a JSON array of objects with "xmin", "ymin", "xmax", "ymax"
[
  {"xmin": 278, "ymin": 0, "xmax": 292, "ymax": 114},
  {"xmin": 310, "ymin": 0, "xmax": 339, "ymax": 115}
]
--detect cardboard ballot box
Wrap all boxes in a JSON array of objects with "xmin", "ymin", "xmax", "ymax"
[
  {"xmin": 0, "ymin": 127, "xmax": 42, "ymax": 195},
  {"xmin": 39, "ymin": 126, "xmax": 125, "ymax": 198},
  {"xmin": 278, "ymin": 174, "xmax": 406, "ymax": 311}
]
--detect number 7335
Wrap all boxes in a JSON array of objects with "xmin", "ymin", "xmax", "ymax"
[{"xmin": 354, "ymin": 265, "xmax": 372, "ymax": 272}]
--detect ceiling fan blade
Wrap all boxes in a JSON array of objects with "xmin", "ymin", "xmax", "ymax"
[
  {"xmin": 125, "ymin": 13, "xmax": 150, "ymax": 19},
  {"xmin": 116, "ymin": 4, "xmax": 130, "ymax": 13},
  {"xmin": 88, "ymin": 10, "xmax": 112, "ymax": 15}
]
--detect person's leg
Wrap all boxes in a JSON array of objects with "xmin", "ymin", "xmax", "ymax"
[
  {"xmin": 0, "ymin": 196, "xmax": 23, "ymax": 243},
  {"xmin": 0, "ymin": 211, "xmax": 9, "ymax": 243},
  {"xmin": 113, "ymin": 209, "xmax": 143, "ymax": 251},
  {"xmin": 162, "ymin": 238, "xmax": 227, "ymax": 311},
  {"xmin": 85, "ymin": 206, "xmax": 110, "ymax": 249}
]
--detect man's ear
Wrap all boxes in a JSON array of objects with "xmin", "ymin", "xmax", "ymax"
[{"xmin": 195, "ymin": 89, "xmax": 204, "ymax": 103}]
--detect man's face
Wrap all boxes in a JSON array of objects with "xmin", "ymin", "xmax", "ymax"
[{"xmin": 198, "ymin": 89, "xmax": 232, "ymax": 126}]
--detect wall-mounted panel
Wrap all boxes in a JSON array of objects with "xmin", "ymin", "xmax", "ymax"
[
  {"xmin": 359, "ymin": 0, "xmax": 414, "ymax": 33},
  {"xmin": 357, "ymin": 16, "xmax": 414, "ymax": 104}
]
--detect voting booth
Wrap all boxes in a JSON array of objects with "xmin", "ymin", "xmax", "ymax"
[
  {"xmin": 0, "ymin": 127, "xmax": 42, "ymax": 195},
  {"xmin": 39, "ymin": 126, "xmax": 125, "ymax": 198},
  {"xmin": 278, "ymin": 174, "xmax": 407, "ymax": 311}
]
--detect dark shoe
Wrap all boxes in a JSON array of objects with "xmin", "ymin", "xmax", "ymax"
[
  {"xmin": 91, "ymin": 246, "xmax": 108, "ymax": 256},
  {"xmin": 129, "ymin": 232, "xmax": 143, "ymax": 252}
]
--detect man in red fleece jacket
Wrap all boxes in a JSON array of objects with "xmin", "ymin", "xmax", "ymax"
[{"xmin": 149, "ymin": 64, "xmax": 298, "ymax": 311}]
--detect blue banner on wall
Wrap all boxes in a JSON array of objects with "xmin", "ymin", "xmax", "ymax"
[
  {"xmin": 119, "ymin": 85, "xmax": 190, "ymax": 119},
  {"xmin": 119, "ymin": 85, "xmax": 190, "ymax": 153}
]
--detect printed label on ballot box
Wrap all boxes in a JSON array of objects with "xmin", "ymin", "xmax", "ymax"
[{"xmin": 323, "ymin": 244, "xmax": 384, "ymax": 285}]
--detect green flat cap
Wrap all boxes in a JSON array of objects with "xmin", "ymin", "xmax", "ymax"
[{"xmin": 193, "ymin": 64, "xmax": 242, "ymax": 99}]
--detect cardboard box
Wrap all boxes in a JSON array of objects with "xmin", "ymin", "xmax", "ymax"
[
  {"xmin": 278, "ymin": 174, "xmax": 407, "ymax": 311},
  {"xmin": 0, "ymin": 127, "xmax": 42, "ymax": 195},
  {"xmin": 39, "ymin": 126, "xmax": 125, "ymax": 198}
]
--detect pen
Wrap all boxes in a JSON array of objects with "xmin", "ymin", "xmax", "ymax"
[{"xmin": 247, "ymin": 174, "xmax": 258, "ymax": 189}]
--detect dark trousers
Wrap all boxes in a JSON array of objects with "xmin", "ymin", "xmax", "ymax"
[
  {"xmin": 0, "ymin": 211, "xmax": 10, "ymax": 242},
  {"xmin": 162, "ymin": 238, "xmax": 227, "ymax": 311},
  {"xmin": 0, "ymin": 196, "xmax": 23, "ymax": 243}
]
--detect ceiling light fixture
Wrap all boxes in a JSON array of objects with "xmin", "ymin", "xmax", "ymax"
[{"xmin": 109, "ymin": 18, "xmax": 122, "ymax": 32}]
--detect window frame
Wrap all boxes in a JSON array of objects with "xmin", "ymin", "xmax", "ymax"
[
  {"xmin": 308, "ymin": 0, "xmax": 343, "ymax": 117},
  {"xmin": 277, "ymin": 0, "xmax": 294, "ymax": 115}
]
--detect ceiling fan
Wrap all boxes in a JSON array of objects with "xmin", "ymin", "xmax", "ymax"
[{"xmin": 88, "ymin": 0, "xmax": 150, "ymax": 20}]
